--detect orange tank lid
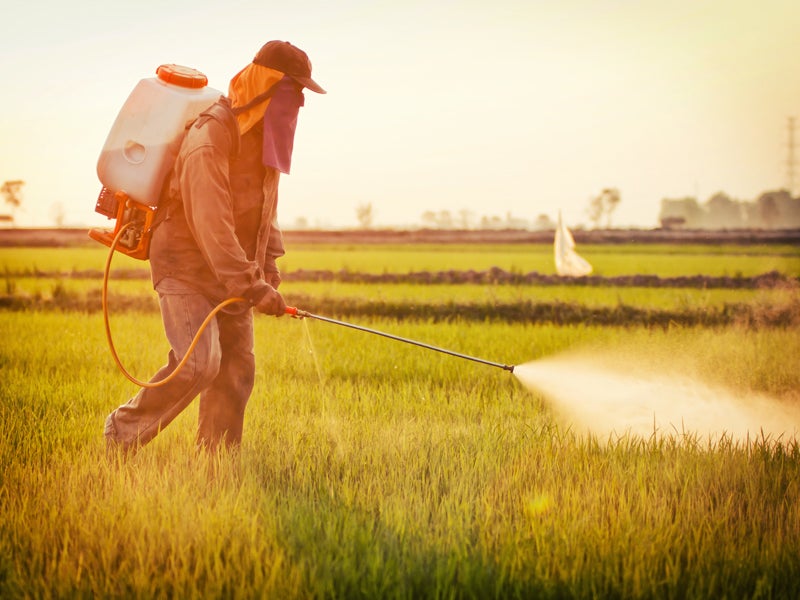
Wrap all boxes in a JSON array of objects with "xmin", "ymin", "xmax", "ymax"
[{"xmin": 155, "ymin": 64, "xmax": 208, "ymax": 89}]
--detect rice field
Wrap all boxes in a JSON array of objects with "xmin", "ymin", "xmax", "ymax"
[
  {"xmin": 1, "ymin": 238, "xmax": 799, "ymax": 598},
  {"xmin": 3, "ymin": 243, "xmax": 799, "ymax": 276}
]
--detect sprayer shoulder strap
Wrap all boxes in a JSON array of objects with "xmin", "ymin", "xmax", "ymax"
[
  {"xmin": 149, "ymin": 97, "xmax": 239, "ymax": 235},
  {"xmin": 193, "ymin": 96, "xmax": 240, "ymax": 156},
  {"xmin": 148, "ymin": 181, "xmax": 175, "ymax": 235}
]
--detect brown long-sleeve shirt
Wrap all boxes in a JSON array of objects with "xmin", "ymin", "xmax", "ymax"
[{"xmin": 149, "ymin": 98, "xmax": 284, "ymax": 306}]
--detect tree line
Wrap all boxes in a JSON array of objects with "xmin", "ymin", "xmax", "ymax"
[{"xmin": 659, "ymin": 190, "xmax": 800, "ymax": 230}]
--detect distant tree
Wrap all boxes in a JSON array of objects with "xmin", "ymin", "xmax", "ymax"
[
  {"xmin": 421, "ymin": 210, "xmax": 438, "ymax": 228},
  {"xmin": 659, "ymin": 197, "xmax": 704, "ymax": 228},
  {"xmin": 503, "ymin": 212, "xmax": 529, "ymax": 229},
  {"xmin": 757, "ymin": 195, "xmax": 779, "ymax": 229},
  {"xmin": 586, "ymin": 187, "xmax": 621, "ymax": 228},
  {"xmin": 1, "ymin": 180, "xmax": 24, "ymax": 222},
  {"xmin": 755, "ymin": 190, "xmax": 800, "ymax": 228},
  {"xmin": 661, "ymin": 189, "xmax": 798, "ymax": 230},
  {"xmin": 420, "ymin": 210, "xmax": 454, "ymax": 229},
  {"xmin": 752, "ymin": 190, "xmax": 793, "ymax": 229},
  {"xmin": 533, "ymin": 213, "xmax": 555, "ymax": 230},
  {"xmin": 479, "ymin": 215, "xmax": 504, "ymax": 230},
  {"xmin": 601, "ymin": 188, "xmax": 621, "ymax": 226},
  {"xmin": 705, "ymin": 191, "xmax": 743, "ymax": 229},
  {"xmin": 50, "ymin": 202, "xmax": 66, "ymax": 227},
  {"xmin": 586, "ymin": 194, "xmax": 604, "ymax": 228},
  {"xmin": 458, "ymin": 209, "xmax": 474, "ymax": 229},
  {"xmin": 355, "ymin": 203, "xmax": 374, "ymax": 229},
  {"xmin": 437, "ymin": 210, "xmax": 454, "ymax": 229}
]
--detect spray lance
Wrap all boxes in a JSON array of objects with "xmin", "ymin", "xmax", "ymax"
[
  {"xmin": 105, "ymin": 301, "xmax": 514, "ymax": 387},
  {"xmin": 284, "ymin": 306, "xmax": 515, "ymax": 373}
]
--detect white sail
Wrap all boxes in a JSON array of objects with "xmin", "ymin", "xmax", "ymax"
[{"xmin": 554, "ymin": 212, "xmax": 592, "ymax": 277}]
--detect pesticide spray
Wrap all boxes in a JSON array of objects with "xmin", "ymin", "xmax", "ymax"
[
  {"xmin": 288, "ymin": 310, "xmax": 800, "ymax": 445},
  {"xmin": 514, "ymin": 354, "xmax": 800, "ymax": 445},
  {"xmin": 285, "ymin": 310, "xmax": 798, "ymax": 444}
]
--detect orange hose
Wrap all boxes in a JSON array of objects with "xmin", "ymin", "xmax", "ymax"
[{"xmin": 102, "ymin": 222, "xmax": 245, "ymax": 387}]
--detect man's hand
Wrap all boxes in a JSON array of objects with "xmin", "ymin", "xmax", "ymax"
[{"xmin": 253, "ymin": 285, "xmax": 286, "ymax": 316}]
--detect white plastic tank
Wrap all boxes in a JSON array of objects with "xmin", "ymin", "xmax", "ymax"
[{"xmin": 97, "ymin": 64, "xmax": 223, "ymax": 207}]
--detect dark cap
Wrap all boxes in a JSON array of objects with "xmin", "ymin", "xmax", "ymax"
[{"xmin": 253, "ymin": 40, "xmax": 326, "ymax": 94}]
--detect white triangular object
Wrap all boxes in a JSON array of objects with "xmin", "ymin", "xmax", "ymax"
[{"xmin": 554, "ymin": 212, "xmax": 592, "ymax": 277}]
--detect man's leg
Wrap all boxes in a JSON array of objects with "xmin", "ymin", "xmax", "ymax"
[
  {"xmin": 196, "ymin": 308, "xmax": 256, "ymax": 449},
  {"xmin": 104, "ymin": 293, "xmax": 222, "ymax": 451}
]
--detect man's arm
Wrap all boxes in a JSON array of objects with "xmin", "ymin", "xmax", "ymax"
[{"xmin": 179, "ymin": 130, "xmax": 273, "ymax": 306}]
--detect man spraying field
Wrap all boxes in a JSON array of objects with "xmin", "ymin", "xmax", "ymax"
[{"xmin": 103, "ymin": 41, "xmax": 325, "ymax": 452}]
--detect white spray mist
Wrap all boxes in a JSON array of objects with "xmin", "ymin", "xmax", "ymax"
[{"xmin": 514, "ymin": 355, "xmax": 800, "ymax": 444}]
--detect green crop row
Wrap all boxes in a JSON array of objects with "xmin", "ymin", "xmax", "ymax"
[
  {"xmin": 3, "ymin": 243, "xmax": 799, "ymax": 278},
  {"xmin": 3, "ymin": 276, "xmax": 798, "ymax": 312}
]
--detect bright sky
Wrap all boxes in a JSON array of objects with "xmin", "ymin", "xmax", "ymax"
[{"xmin": 1, "ymin": 0, "xmax": 798, "ymax": 229}]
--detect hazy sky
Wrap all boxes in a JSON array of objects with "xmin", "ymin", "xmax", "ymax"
[{"xmin": 1, "ymin": 0, "xmax": 798, "ymax": 229}]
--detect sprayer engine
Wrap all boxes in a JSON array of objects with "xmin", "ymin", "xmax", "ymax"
[{"xmin": 88, "ymin": 188, "xmax": 155, "ymax": 260}]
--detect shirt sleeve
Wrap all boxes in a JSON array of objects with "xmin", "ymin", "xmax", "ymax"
[{"xmin": 263, "ymin": 217, "xmax": 285, "ymax": 273}]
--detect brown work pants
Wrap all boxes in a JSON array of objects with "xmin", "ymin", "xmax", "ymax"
[{"xmin": 104, "ymin": 289, "xmax": 255, "ymax": 452}]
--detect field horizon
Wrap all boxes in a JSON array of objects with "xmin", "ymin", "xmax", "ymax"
[{"xmin": 2, "ymin": 225, "xmax": 800, "ymax": 249}]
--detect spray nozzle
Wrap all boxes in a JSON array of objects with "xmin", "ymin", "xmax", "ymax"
[{"xmin": 285, "ymin": 306, "xmax": 310, "ymax": 319}]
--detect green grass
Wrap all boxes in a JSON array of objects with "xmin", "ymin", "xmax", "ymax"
[
  {"xmin": 4, "ymin": 276, "xmax": 798, "ymax": 314},
  {"xmin": 2, "ymin": 311, "xmax": 800, "ymax": 598},
  {"xmin": 0, "ymin": 247, "xmax": 144, "ymax": 273},
  {"xmin": 278, "ymin": 242, "xmax": 800, "ymax": 277},
  {"xmin": 280, "ymin": 281, "xmax": 800, "ymax": 313},
  {"xmin": 3, "ymin": 243, "xmax": 799, "ymax": 277},
  {"xmin": 2, "ymin": 240, "xmax": 800, "ymax": 597}
]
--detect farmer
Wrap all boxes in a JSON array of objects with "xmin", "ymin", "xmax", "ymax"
[{"xmin": 104, "ymin": 41, "xmax": 325, "ymax": 452}]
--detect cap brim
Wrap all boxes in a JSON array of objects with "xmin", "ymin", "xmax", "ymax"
[{"xmin": 291, "ymin": 75, "xmax": 326, "ymax": 94}]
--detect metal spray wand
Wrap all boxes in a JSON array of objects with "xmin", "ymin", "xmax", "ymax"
[{"xmin": 285, "ymin": 306, "xmax": 515, "ymax": 373}]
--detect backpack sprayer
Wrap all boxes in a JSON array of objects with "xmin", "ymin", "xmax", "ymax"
[
  {"xmin": 90, "ymin": 64, "xmax": 223, "ymax": 259},
  {"xmin": 93, "ymin": 65, "xmax": 514, "ymax": 386}
]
